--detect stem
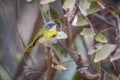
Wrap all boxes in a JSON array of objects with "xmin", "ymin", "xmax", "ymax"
[
  {"xmin": 76, "ymin": 4, "xmax": 95, "ymax": 33},
  {"xmin": 39, "ymin": 5, "xmax": 47, "ymax": 23},
  {"xmin": 94, "ymin": 13, "xmax": 119, "ymax": 43},
  {"xmin": 99, "ymin": 27, "xmax": 114, "ymax": 33},
  {"xmin": 44, "ymin": 46, "xmax": 54, "ymax": 80},
  {"xmin": 64, "ymin": 16, "xmax": 72, "ymax": 47},
  {"xmin": 116, "ymin": 15, "xmax": 120, "ymax": 35},
  {"xmin": 47, "ymin": 4, "xmax": 52, "ymax": 21},
  {"xmin": 85, "ymin": 16, "xmax": 95, "ymax": 32}
]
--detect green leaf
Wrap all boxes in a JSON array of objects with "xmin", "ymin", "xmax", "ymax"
[
  {"xmin": 81, "ymin": 28, "xmax": 96, "ymax": 38},
  {"xmin": 40, "ymin": 0, "xmax": 56, "ymax": 4},
  {"xmin": 88, "ymin": 0, "xmax": 96, "ymax": 2},
  {"xmin": 110, "ymin": 8, "xmax": 119, "ymax": 16},
  {"xmin": 87, "ymin": 1, "xmax": 99, "ymax": 14},
  {"xmin": 94, "ymin": 44, "xmax": 117, "ymax": 62},
  {"xmin": 50, "ymin": 7, "xmax": 60, "ymax": 20},
  {"xmin": 77, "ymin": 15, "xmax": 88, "ymax": 26},
  {"xmin": 92, "ymin": 63, "xmax": 101, "ymax": 73},
  {"xmin": 95, "ymin": 33, "xmax": 108, "ymax": 43},
  {"xmin": 0, "ymin": 65, "xmax": 12, "ymax": 80},
  {"xmin": 63, "ymin": 0, "xmax": 76, "ymax": 10},
  {"xmin": 79, "ymin": 0, "xmax": 91, "ymax": 16},
  {"xmin": 41, "ymin": 4, "xmax": 49, "ymax": 17},
  {"xmin": 52, "ymin": 43, "xmax": 62, "ymax": 61},
  {"xmin": 73, "ymin": 72, "xmax": 81, "ymax": 80},
  {"xmin": 41, "ymin": 6, "xmax": 60, "ymax": 20}
]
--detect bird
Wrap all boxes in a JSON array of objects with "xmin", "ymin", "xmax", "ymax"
[{"xmin": 24, "ymin": 20, "xmax": 60, "ymax": 52}]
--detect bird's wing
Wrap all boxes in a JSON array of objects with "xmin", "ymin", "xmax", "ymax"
[{"xmin": 24, "ymin": 27, "xmax": 45, "ymax": 52}]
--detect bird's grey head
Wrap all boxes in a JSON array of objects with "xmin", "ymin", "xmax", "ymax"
[{"xmin": 46, "ymin": 21, "xmax": 57, "ymax": 30}]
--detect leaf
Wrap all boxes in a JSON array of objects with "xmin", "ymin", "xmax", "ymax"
[
  {"xmin": 41, "ymin": 6, "xmax": 60, "ymax": 20},
  {"xmin": 88, "ymin": 43, "xmax": 103, "ymax": 55},
  {"xmin": 55, "ymin": 31, "xmax": 68, "ymax": 39},
  {"xmin": 52, "ymin": 64, "xmax": 67, "ymax": 71},
  {"xmin": 79, "ymin": 0, "xmax": 91, "ymax": 16},
  {"xmin": 63, "ymin": 0, "xmax": 76, "ymax": 10},
  {"xmin": 88, "ymin": 48, "xmax": 98, "ymax": 55},
  {"xmin": 87, "ymin": 1, "xmax": 99, "ymax": 14},
  {"xmin": 110, "ymin": 47, "xmax": 120, "ymax": 62},
  {"xmin": 26, "ymin": 0, "xmax": 35, "ymax": 3},
  {"xmin": 52, "ymin": 43, "xmax": 62, "ymax": 61},
  {"xmin": 88, "ymin": 0, "xmax": 96, "ymax": 2},
  {"xmin": 109, "ymin": 8, "xmax": 119, "ymax": 16},
  {"xmin": 40, "ymin": 0, "xmax": 56, "ymax": 4},
  {"xmin": 94, "ymin": 44, "xmax": 117, "ymax": 62},
  {"xmin": 0, "ymin": 65, "xmax": 12, "ymax": 80},
  {"xmin": 41, "ymin": 4, "xmax": 49, "ymax": 18},
  {"xmin": 95, "ymin": 33, "xmax": 108, "ymax": 43},
  {"xmin": 77, "ymin": 15, "xmax": 88, "ymax": 26},
  {"xmin": 81, "ymin": 28, "xmax": 96, "ymax": 38},
  {"xmin": 52, "ymin": 56, "xmax": 59, "ymax": 64},
  {"xmin": 73, "ymin": 72, "xmax": 80, "ymax": 80},
  {"xmin": 50, "ymin": 7, "xmax": 60, "ymax": 20},
  {"xmin": 95, "ymin": 43, "xmax": 103, "ymax": 50}
]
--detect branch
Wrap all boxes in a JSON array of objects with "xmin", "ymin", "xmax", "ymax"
[
  {"xmin": 116, "ymin": 75, "xmax": 120, "ymax": 80},
  {"xmin": 64, "ymin": 16, "xmax": 72, "ymax": 47},
  {"xmin": 67, "ymin": 50, "xmax": 100, "ymax": 80},
  {"xmin": 76, "ymin": 3, "xmax": 95, "ymax": 32},
  {"xmin": 44, "ymin": 46, "xmax": 54, "ymax": 80},
  {"xmin": 72, "ymin": 25, "xmax": 90, "ymax": 42}
]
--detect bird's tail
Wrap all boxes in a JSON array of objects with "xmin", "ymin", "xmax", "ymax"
[{"xmin": 24, "ymin": 42, "xmax": 34, "ymax": 52}]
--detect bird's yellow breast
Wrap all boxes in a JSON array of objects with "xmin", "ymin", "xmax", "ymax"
[{"xmin": 43, "ymin": 29, "xmax": 58, "ymax": 38}]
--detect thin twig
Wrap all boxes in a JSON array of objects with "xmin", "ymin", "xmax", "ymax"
[
  {"xmin": 85, "ymin": 16, "xmax": 95, "ymax": 32},
  {"xmin": 39, "ymin": 5, "xmax": 47, "ymax": 23},
  {"xmin": 116, "ymin": 15, "xmax": 120, "ymax": 35},
  {"xmin": 94, "ymin": 13, "xmax": 116, "ymax": 27},
  {"xmin": 47, "ymin": 4, "xmax": 52, "ymax": 21},
  {"xmin": 94, "ymin": 13, "xmax": 120, "ymax": 39},
  {"xmin": 99, "ymin": 27, "xmax": 114, "ymax": 33}
]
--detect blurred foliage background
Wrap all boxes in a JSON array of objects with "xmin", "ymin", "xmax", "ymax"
[{"xmin": 0, "ymin": 0, "xmax": 120, "ymax": 80}]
